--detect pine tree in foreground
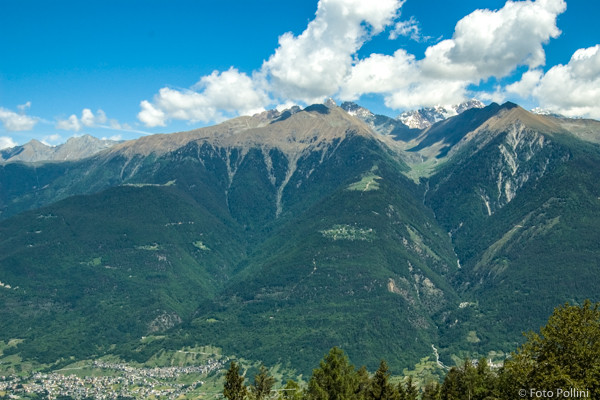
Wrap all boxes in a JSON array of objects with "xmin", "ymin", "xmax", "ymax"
[
  {"xmin": 404, "ymin": 376, "xmax": 419, "ymax": 400},
  {"xmin": 251, "ymin": 365, "xmax": 276, "ymax": 400},
  {"xmin": 356, "ymin": 365, "xmax": 371, "ymax": 399},
  {"xmin": 279, "ymin": 379, "xmax": 303, "ymax": 400},
  {"xmin": 421, "ymin": 382, "xmax": 441, "ymax": 400},
  {"xmin": 224, "ymin": 361, "xmax": 248, "ymax": 400},
  {"xmin": 306, "ymin": 347, "xmax": 359, "ymax": 400},
  {"xmin": 367, "ymin": 360, "xmax": 399, "ymax": 400},
  {"xmin": 220, "ymin": 300, "xmax": 600, "ymax": 400}
]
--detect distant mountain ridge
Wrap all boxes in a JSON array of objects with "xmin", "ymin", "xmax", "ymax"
[
  {"xmin": 340, "ymin": 99, "xmax": 487, "ymax": 144},
  {"xmin": 0, "ymin": 134, "xmax": 119, "ymax": 163},
  {"xmin": 398, "ymin": 99, "xmax": 485, "ymax": 129}
]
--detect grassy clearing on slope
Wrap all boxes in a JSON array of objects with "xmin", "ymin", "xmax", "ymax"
[
  {"xmin": 346, "ymin": 166, "xmax": 383, "ymax": 192},
  {"xmin": 193, "ymin": 241, "xmax": 211, "ymax": 251},
  {"xmin": 320, "ymin": 224, "xmax": 376, "ymax": 241}
]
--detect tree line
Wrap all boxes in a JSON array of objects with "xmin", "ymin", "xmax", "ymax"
[{"xmin": 223, "ymin": 300, "xmax": 600, "ymax": 400}]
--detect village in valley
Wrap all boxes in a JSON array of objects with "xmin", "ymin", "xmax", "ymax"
[{"xmin": 0, "ymin": 347, "xmax": 228, "ymax": 399}]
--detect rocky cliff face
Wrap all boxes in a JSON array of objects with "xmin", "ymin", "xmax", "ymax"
[
  {"xmin": 488, "ymin": 123, "xmax": 554, "ymax": 211},
  {"xmin": 398, "ymin": 100, "xmax": 485, "ymax": 129}
]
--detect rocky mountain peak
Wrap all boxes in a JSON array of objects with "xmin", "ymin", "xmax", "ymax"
[
  {"xmin": 530, "ymin": 107, "xmax": 567, "ymax": 118},
  {"xmin": 339, "ymin": 101, "xmax": 420, "ymax": 140},
  {"xmin": 398, "ymin": 99, "xmax": 485, "ymax": 129},
  {"xmin": 0, "ymin": 134, "xmax": 119, "ymax": 163},
  {"xmin": 340, "ymin": 102, "xmax": 374, "ymax": 120},
  {"xmin": 109, "ymin": 103, "xmax": 376, "ymax": 160},
  {"xmin": 473, "ymin": 103, "xmax": 564, "ymax": 136},
  {"xmin": 323, "ymin": 97, "xmax": 337, "ymax": 108}
]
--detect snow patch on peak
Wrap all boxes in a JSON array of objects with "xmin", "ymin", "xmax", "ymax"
[
  {"xmin": 531, "ymin": 107, "xmax": 566, "ymax": 118},
  {"xmin": 399, "ymin": 100, "xmax": 485, "ymax": 129},
  {"xmin": 323, "ymin": 98, "xmax": 337, "ymax": 108},
  {"xmin": 340, "ymin": 102, "xmax": 374, "ymax": 119}
]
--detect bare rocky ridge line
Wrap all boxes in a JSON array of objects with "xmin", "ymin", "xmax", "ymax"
[
  {"xmin": 398, "ymin": 100, "xmax": 485, "ymax": 129},
  {"xmin": 0, "ymin": 134, "xmax": 120, "ymax": 163},
  {"xmin": 108, "ymin": 105, "xmax": 375, "ymax": 160}
]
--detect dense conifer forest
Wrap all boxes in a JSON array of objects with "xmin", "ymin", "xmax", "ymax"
[{"xmin": 223, "ymin": 301, "xmax": 600, "ymax": 400}]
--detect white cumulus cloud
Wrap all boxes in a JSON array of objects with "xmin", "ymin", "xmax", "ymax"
[
  {"xmin": 0, "ymin": 106, "xmax": 38, "ymax": 131},
  {"xmin": 505, "ymin": 69, "xmax": 545, "ymax": 98},
  {"xmin": 340, "ymin": 50, "xmax": 418, "ymax": 101},
  {"xmin": 508, "ymin": 45, "xmax": 600, "ymax": 119},
  {"xmin": 421, "ymin": 0, "xmax": 565, "ymax": 81},
  {"xmin": 262, "ymin": 0, "xmax": 403, "ymax": 103},
  {"xmin": 0, "ymin": 136, "xmax": 17, "ymax": 149},
  {"xmin": 42, "ymin": 134, "xmax": 63, "ymax": 146},
  {"xmin": 81, "ymin": 108, "xmax": 107, "ymax": 126},
  {"xmin": 138, "ymin": 0, "xmax": 579, "ymax": 125},
  {"xmin": 102, "ymin": 134, "xmax": 123, "ymax": 141},
  {"xmin": 194, "ymin": 68, "xmax": 270, "ymax": 116},
  {"xmin": 341, "ymin": 0, "xmax": 566, "ymax": 109},
  {"xmin": 139, "ymin": 68, "xmax": 269, "ymax": 127},
  {"xmin": 56, "ymin": 109, "xmax": 114, "ymax": 131},
  {"xmin": 138, "ymin": 100, "xmax": 167, "ymax": 128},
  {"xmin": 56, "ymin": 114, "xmax": 83, "ymax": 131},
  {"xmin": 138, "ymin": 0, "xmax": 404, "ymax": 126}
]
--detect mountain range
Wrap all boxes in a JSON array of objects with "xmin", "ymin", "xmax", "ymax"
[
  {"xmin": 397, "ymin": 99, "xmax": 485, "ymax": 129},
  {"xmin": 0, "ymin": 134, "xmax": 120, "ymax": 163},
  {"xmin": 0, "ymin": 100, "xmax": 599, "ymax": 374}
]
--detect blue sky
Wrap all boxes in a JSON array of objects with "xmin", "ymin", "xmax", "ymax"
[{"xmin": 1, "ymin": 0, "xmax": 599, "ymax": 148}]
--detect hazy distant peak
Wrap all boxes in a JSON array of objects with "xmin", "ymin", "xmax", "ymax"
[
  {"xmin": 455, "ymin": 99, "xmax": 487, "ymax": 114},
  {"xmin": 340, "ymin": 102, "xmax": 374, "ymax": 119},
  {"xmin": 323, "ymin": 97, "xmax": 337, "ymax": 108},
  {"xmin": 398, "ymin": 99, "xmax": 485, "ymax": 129},
  {"xmin": 531, "ymin": 107, "xmax": 567, "ymax": 118},
  {"xmin": 0, "ymin": 135, "xmax": 120, "ymax": 163}
]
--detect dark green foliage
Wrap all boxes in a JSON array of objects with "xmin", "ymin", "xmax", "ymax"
[
  {"xmin": 228, "ymin": 148, "xmax": 277, "ymax": 232},
  {"xmin": 434, "ymin": 301, "xmax": 600, "ymax": 399},
  {"xmin": 367, "ymin": 361, "xmax": 399, "ymax": 400},
  {"xmin": 0, "ymin": 161, "xmax": 74, "ymax": 219},
  {"xmin": 396, "ymin": 381, "xmax": 406, "ymax": 400},
  {"xmin": 473, "ymin": 359, "xmax": 496, "ymax": 400},
  {"xmin": 250, "ymin": 365, "xmax": 276, "ymax": 400},
  {"xmin": 439, "ymin": 368, "xmax": 462, "ymax": 400},
  {"xmin": 0, "ymin": 182, "xmax": 246, "ymax": 362},
  {"xmin": 279, "ymin": 380, "xmax": 303, "ymax": 400},
  {"xmin": 224, "ymin": 361, "xmax": 248, "ymax": 400},
  {"xmin": 177, "ymin": 133, "xmax": 459, "ymax": 373},
  {"xmin": 306, "ymin": 347, "xmax": 359, "ymax": 400},
  {"xmin": 404, "ymin": 377, "xmax": 419, "ymax": 400},
  {"xmin": 500, "ymin": 300, "xmax": 600, "ymax": 399},
  {"xmin": 426, "ymin": 119, "xmax": 600, "ymax": 360},
  {"xmin": 356, "ymin": 366, "xmax": 371, "ymax": 400},
  {"xmin": 439, "ymin": 359, "xmax": 497, "ymax": 400},
  {"xmin": 421, "ymin": 382, "xmax": 441, "ymax": 400}
]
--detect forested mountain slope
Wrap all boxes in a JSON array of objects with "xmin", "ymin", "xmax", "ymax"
[{"xmin": 0, "ymin": 102, "xmax": 598, "ymax": 374}]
